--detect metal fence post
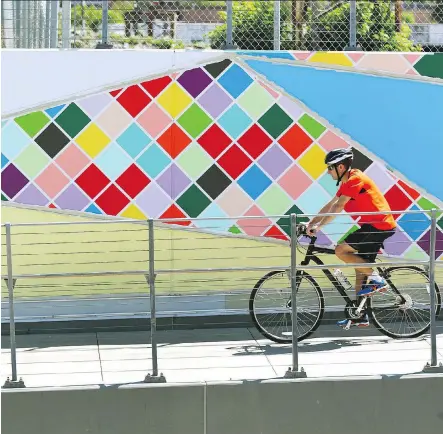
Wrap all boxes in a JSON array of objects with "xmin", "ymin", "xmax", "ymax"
[
  {"xmin": 284, "ymin": 214, "xmax": 307, "ymax": 379},
  {"xmin": 224, "ymin": 1, "xmax": 236, "ymax": 49},
  {"xmin": 346, "ymin": 0, "xmax": 357, "ymax": 50},
  {"xmin": 96, "ymin": 0, "xmax": 113, "ymax": 49},
  {"xmin": 423, "ymin": 209, "xmax": 443, "ymax": 373},
  {"xmin": 273, "ymin": 0, "xmax": 281, "ymax": 50},
  {"xmin": 2, "ymin": 223, "xmax": 25, "ymax": 389},
  {"xmin": 61, "ymin": 0, "xmax": 71, "ymax": 48},
  {"xmin": 50, "ymin": 0, "xmax": 58, "ymax": 48},
  {"xmin": 144, "ymin": 220, "xmax": 166, "ymax": 383}
]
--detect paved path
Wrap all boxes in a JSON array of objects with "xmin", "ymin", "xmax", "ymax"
[{"xmin": 2, "ymin": 326, "xmax": 442, "ymax": 388}]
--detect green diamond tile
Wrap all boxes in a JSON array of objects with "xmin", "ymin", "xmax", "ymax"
[
  {"xmin": 176, "ymin": 184, "xmax": 211, "ymax": 218},
  {"xmin": 14, "ymin": 111, "xmax": 50, "ymax": 138},
  {"xmin": 257, "ymin": 185, "xmax": 292, "ymax": 216},
  {"xmin": 417, "ymin": 197, "xmax": 442, "ymax": 218},
  {"xmin": 176, "ymin": 143, "xmax": 213, "ymax": 180},
  {"xmin": 438, "ymin": 217, "xmax": 443, "ymax": 231},
  {"xmin": 298, "ymin": 114, "xmax": 326, "ymax": 139},
  {"xmin": 237, "ymin": 82, "xmax": 274, "ymax": 120},
  {"xmin": 229, "ymin": 225, "xmax": 242, "ymax": 234},
  {"xmin": 177, "ymin": 103, "xmax": 212, "ymax": 139},
  {"xmin": 277, "ymin": 204, "xmax": 308, "ymax": 236},
  {"xmin": 413, "ymin": 53, "xmax": 443, "ymax": 80},
  {"xmin": 2, "ymin": 193, "xmax": 8, "ymax": 201},
  {"xmin": 14, "ymin": 144, "xmax": 50, "ymax": 179},
  {"xmin": 338, "ymin": 225, "xmax": 359, "ymax": 244},
  {"xmin": 54, "ymin": 103, "xmax": 91, "ymax": 138},
  {"xmin": 258, "ymin": 104, "xmax": 293, "ymax": 139}
]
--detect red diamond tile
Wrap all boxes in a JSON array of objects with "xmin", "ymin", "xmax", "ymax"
[
  {"xmin": 116, "ymin": 164, "xmax": 151, "ymax": 199},
  {"xmin": 217, "ymin": 144, "xmax": 252, "ymax": 179},
  {"xmin": 75, "ymin": 164, "xmax": 110, "ymax": 199},
  {"xmin": 95, "ymin": 184, "xmax": 130, "ymax": 216},
  {"xmin": 278, "ymin": 124, "xmax": 313, "ymax": 160},
  {"xmin": 238, "ymin": 124, "xmax": 272, "ymax": 159},
  {"xmin": 110, "ymin": 88, "xmax": 123, "ymax": 97},
  {"xmin": 197, "ymin": 124, "xmax": 232, "ymax": 159},
  {"xmin": 160, "ymin": 204, "xmax": 191, "ymax": 226},
  {"xmin": 384, "ymin": 184, "xmax": 412, "ymax": 219},
  {"xmin": 49, "ymin": 203, "xmax": 57, "ymax": 209},
  {"xmin": 263, "ymin": 225, "xmax": 289, "ymax": 241},
  {"xmin": 398, "ymin": 179, "xmax": 420, "ymax": 201},
  {"xmin": 140, "ymin": 76, "xmax": 172, "ymax": 98},
  {"xmin": 117, "ymin": 85, "xmax": 152, "ymax": 117},
  {"xmin": 157, "ymin": 124, "xmax": 192, "ymax": 158}
]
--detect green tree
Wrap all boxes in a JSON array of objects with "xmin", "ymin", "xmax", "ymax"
[
  {"xmin": 208, "ymin": 1, "xmax": 291, "ymax": 50},
  {"xmin": 305, "ymin": 0, "xmax": 421, "ymax": 51}
]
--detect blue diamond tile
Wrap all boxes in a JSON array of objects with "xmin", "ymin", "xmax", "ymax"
[
  {"xmin": 218, "ymin": 64, "xmax": 253, "ymax": 99},
  {"xmin": 94, "ymin": 142, "xmax": 133, "ymax": 180},
  {"xmin": 45, "ymin": 104, "xmax": 66, "ymax": 118},
  {"xmin": 2, "ymin": 153, "xmax": 9, "ymax": 169},
  {"xmin": 136, "ymin": 144, "xmax": 171, "ymax": 178},
  {"xmin": 117, "ymin": 123, "xmax": 151, "ymax": 158},
  {"xmin": 237, "ymin": 164, "xmax": 272, "ymax": 200},
  {"xmin": 397, "ymin": 205, "xmax": 430, "ymax": 241},
  {"xmin": 1, "ymin": 122, "xmax": 31, "ymax": 160},
  {"xmin": 218, "ymin": 104, "xmax": 252, "ymax": 139},
  {"xmin": 85, "ymin": 203, "xmax": 102, "ymax": 215}
]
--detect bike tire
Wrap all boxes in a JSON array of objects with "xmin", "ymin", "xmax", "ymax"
[
  {"xmin": 249, "ymin": 270, "xmax": 324, "ymax": 344},
  {"xmin": 368, "ymin": 266, "xmax": 441, "ymax": 339}
]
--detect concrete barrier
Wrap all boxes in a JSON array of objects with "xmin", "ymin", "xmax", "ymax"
[{"xmin": 2, "ymin": 376, "xmax": 443, "ymax": 434}]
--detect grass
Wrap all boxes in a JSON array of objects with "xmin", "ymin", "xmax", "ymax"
[{"xmin": 1, "ymin": 205, "xmax": 441, "ymax": 301}]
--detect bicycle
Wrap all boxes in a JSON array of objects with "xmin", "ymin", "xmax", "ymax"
[{"xmin": 249, "ymin": 223, "xmax": 441, "ymax": 343}]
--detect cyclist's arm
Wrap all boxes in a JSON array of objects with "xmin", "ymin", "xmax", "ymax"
[{"xmin": 309, "ymin": 195, "xmax": 351, "ymax": 229}]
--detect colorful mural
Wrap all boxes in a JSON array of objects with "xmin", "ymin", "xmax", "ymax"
[{"xmin": 2, "ymin": 52, "xmax": 443, "ymax": 262}]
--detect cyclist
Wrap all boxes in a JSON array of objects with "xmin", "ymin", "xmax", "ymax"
[{"xmin": 306, "ymin": 148, "xmax": 397, "ymax": 328}]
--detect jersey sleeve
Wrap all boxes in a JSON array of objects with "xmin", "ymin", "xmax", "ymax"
[{"xmin": 338, "ymin": 174, "xmax": 364, "ymax": 199}]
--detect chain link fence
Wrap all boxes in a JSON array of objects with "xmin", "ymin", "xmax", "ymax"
[{"xmin": 1, "ymin": 1, "xmax": 443, "ymax": 51}]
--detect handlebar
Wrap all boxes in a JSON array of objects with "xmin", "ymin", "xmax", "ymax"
[{"xmin": 296, "ymin": 223, "xmax": 317, "ymax": 239}]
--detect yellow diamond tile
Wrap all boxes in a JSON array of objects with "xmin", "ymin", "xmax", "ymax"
[
  {"xmin": 120, "ymin": 203, "xmax": 147, "ymax": 220},
  {"xmin": 308, "ymin": 52, "xmax": 353, "ymax": 67},
  {"xmin": 156, "ymin": 82, "xmax": 192, "ymax": 118},
  {"xmin": 75, "ymin": 123, "xmax": 111, "ymax": 158},
  {"xmin": 298, "ymin": 144, "xmax": 327, "ymax": 179}
]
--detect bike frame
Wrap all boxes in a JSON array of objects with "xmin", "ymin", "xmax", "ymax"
[{"xmin": 297, "ymin": 234, "xmax": 388, "ymax": 307}]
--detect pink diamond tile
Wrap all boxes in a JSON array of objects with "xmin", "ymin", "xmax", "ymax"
[
  {"xmin": 35, "ymin": 163, "xmax": 70, "ymax": 198},
  {"xmin": 318, "ymin": 130, "xmax": 350, "ymax": 152},
  {"xmin": 95, "ymin": 101, "xmax": 133, "ymax": 139},
  {"xmin": 237, "ymin": 205, "xmax": 272, "ymax": 237},
  {"xmin": 258, "ymin": 81, "xmax": 279, "ymax": 99},
  {"xmin": 54, "ymin": 143, "xmax": 90, "ymax": 178},
  {"xmin": 278, "ymin": 164, "xmax": 313, "ymax": 200},
  {"xmin": 216, "ymin": 183, "xmax": 253, "ymax": 217},
  {"xmin": 347, "ymin": 52, "xmax": 364, "ymax": 63},
  {"xmin": 137, "ymin": 103, "xmax": 172, "ymax": 139},
  {"xmin": 406, "ymin": 68, "xmax": 419, "ymax": 76},
  {"xmin": 404, "ymin": 54, "xmax": 422, "ymax": 65},
  {"xmin": 291, "ymin": 52, "xmax": 312, "ymax": 61}
]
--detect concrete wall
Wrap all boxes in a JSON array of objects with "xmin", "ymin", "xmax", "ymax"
[{"xmin": 2, "ymin": 375, "xmax": 443, "ymax": 434}]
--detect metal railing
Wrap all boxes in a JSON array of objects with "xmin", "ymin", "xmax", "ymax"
[
  {"xmin": 2, "ymin": 1, "xmax": 442, "ymax": 51},
  {"xmin": 1, "ymin": 208, "xmax": 442, "ymax": 387}
]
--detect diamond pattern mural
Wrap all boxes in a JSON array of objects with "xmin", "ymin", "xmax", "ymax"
[{"xmin": 2, "ymin": 56, "xmax": 441, "ymax": 261}]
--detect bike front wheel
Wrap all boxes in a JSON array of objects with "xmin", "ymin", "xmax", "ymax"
[
  {"xmin": 249, "ymin": 270, "xmax": 324, "ymax": 344},
  {"xmin": 369, "ymin": 266, "xmax": 441, "ymax": 339}
]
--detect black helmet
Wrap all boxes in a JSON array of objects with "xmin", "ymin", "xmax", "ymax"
[{"xmin": 324, "ymin": 148, "xmax": 353, "ymax": 166}]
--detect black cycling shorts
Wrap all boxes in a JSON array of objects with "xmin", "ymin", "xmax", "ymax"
[{"xmin": 343, "ymin": 224, "xmax": 396, "ymax": 262}]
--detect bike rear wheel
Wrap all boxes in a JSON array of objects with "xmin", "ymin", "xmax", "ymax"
[
  {"xmin": 249, "ymin": 270, "xmax": 324, "ymax": 344},
  {"xmin": 369, "ymin": 266, "xmax": 441, "ymax": 339}
]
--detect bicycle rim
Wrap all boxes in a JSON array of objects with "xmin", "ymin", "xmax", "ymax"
[
  {"xmin": 250, "ymin": 270, "xmax": 324, "ymax": 344},
  {"xmin": 369, "ymin": 267, "xmax": 441, "ymax": 339}
]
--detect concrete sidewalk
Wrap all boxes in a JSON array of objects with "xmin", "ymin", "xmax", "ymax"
[{"xmin": 2, "ymin": 325, "xmax": 442, "ymax": 388}]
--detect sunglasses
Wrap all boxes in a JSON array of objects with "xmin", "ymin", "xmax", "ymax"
[{"xmin": 327, "ymin": 165, "xmax": 335, "ymax": 171}]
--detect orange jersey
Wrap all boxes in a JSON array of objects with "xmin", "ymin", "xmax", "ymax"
[{"xmin": 336, "ymin": 169, "xmax": 397, "ymax": 231}]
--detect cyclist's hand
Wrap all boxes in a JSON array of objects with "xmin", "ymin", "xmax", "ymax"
[{"xmin": 306, "ymin": 223, "xmax": 318, "ymax": 237}]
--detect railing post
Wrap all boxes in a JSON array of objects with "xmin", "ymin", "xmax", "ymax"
[
  {"xmin": 223, "ymin": 1, "xmax": 237, "ymax": 49},
  {"xmin": 2, "ymin": 223, "xmax": 25, "ymax": 389},
  {"xmin": 423, "ymin": 208, "xmax": 443, "ymax": 373},
  {"xmin": 61, "ymin": 0, "xmax": 71, "ymax": 49},
  {"xmin": 144, "ymin": 219, "xmax": 166, "ymax": 383},
  {"xmin": 273, "ymin": 0, "xmax": 281, "ymax": 50},
  {"xmin": 346, "ymin": 0, "xmax": 358, "ymax": 50},
  {"xmin": 49, "ymin": 0, "xmax": 59, "ymax": 48},
  {"xmin": 284, "ymin": 214, "xmax": 307, "ymax": 379},
  {"xmin": 96, "ymin": 0, "xmax": 113, "ymax": 49}
]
